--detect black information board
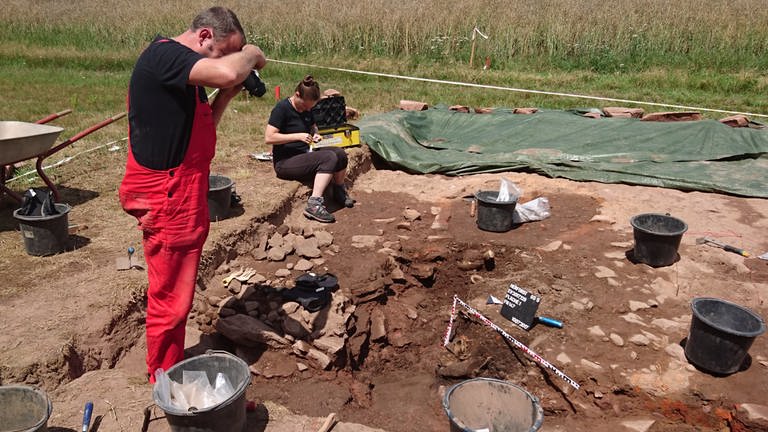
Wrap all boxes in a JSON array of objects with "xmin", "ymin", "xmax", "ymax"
[{"xmin": 500, "ymin": 283, "xmax": 541, "ymax": 330}]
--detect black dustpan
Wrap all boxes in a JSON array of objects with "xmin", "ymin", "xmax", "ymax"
[
  {"xmin": 295, "ymin": 272, "xmax": 338, "ymax": 291},
  {"xmin": 281, "ymin": 287, "xmax": 330, "ymax": 312}
]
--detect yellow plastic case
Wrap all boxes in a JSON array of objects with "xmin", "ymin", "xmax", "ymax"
[{"xmin": 313, "ymin": 124, "xmax": 361, "ymax": 149}]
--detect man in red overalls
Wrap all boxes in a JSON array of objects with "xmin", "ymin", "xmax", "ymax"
[{"xmin": 119, "ymin": 7, "xmax": 266, "ymax": 382}]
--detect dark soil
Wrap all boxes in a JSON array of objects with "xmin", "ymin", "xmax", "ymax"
[{"xmin": 195, "ymin": 189, "xmax": 767, "ymax": 432}]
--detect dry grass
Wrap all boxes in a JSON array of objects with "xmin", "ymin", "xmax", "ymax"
[
  {"xmin": 1, "ymin": 0, "xmax": 766, "ymax": 198},
  {"xmin": 4, "ymin": 0, "xmax": 767, "ymax": 120},
  {"xmin": 5, "ymin": 0, "xmax": 768, "ymax": 70}
]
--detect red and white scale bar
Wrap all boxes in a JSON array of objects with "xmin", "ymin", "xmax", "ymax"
[{"xmin": 443, "ymin": 295, "xmax": 580, "ymax": 390}]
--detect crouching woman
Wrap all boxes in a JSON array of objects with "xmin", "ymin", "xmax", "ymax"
[{"xmin": 264, "ymin": 75, "xmax": 354, "ymax": 223}]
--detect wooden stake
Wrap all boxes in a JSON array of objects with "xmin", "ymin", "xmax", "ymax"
[
  {"xmin": 469, "ymin": 37, "xmax": 477, "ymax": 68},
  {"xmin": 469, "ymin": 26, "xmax": 489, "ymax": 68},
  {"xmin": 317, "ymin": 413, "xmax": 337, "ymax": 432}
]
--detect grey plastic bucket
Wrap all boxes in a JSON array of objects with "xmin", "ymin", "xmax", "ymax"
[
  {"xmin": 153, "ymin": 351, "xmax": 250, "ymax": 432},
  {"xmin": 443, "ymin": 378, "xmax": 543, "ymax": 432},
  {"xmin": 475, "ymin": 191, "xmax": 517, "ymax": 232},
  {"xmin": 13, "ymin": 203, "xmax": 71, "ymax": 256},
  {"xmin": 684, "ymin": 297, "xmax": 766, "ymax": 375},
  {"xmin": 0, "ymin": 385, "xmax": 52, "ymax": 432},
  {"xmin": 208, "ymin": 175, "xmax": 233, "ymax": 222},
  {"xmin": 630, "ymin": 213, "xmax": 687, "ymax": 267}
]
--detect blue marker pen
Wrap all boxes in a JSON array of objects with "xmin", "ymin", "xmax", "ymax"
[
  {"xmin": 536, "ymin": 316, "xmax": 564, "ymax": 329},
  {"xmin": 82, "ymin": 401, "xmax": 93, "ymax": 432}
]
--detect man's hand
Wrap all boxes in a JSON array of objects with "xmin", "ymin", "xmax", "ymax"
[{"xmin": 243, "ymin": 44, "xmax": 267, "ymax": 70}]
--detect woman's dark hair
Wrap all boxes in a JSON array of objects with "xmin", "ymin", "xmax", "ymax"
[
  {"xmin": 191, "ymin": 7, "xmax": 246, "ymax": 43},
  {"xmin": 295, "ymin": 75, "xmax": 321, "ymax": 101}
]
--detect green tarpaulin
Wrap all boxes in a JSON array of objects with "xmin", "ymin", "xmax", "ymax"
[{"xmin": 359, "ymin": 106, "xmax": 768, "ymax": 198}]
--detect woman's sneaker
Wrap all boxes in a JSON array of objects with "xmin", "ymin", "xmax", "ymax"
[
  {"xmin": 332, "ymin": 184, "xmax": 355, "ymax": 208},
  {"xmin": 304, "ymin": 196, "xmax": 335, "ymax": 223}
]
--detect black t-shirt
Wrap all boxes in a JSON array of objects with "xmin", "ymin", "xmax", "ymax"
[
  {"xmin": 128, "ymin": 36, "xmax": 205, "ymax": 170},
  {"xmin": 267, "ymin": 98, "xmax": 315, "ymax": 163}
]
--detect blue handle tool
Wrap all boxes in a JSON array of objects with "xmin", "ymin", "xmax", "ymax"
[
  {"xmin": 82, "ymin": 401, "xmax": 93, "ymax": 432},
  {"xmin": 536, "ymin": 316, "xmax": 563, "ymax": 329}
]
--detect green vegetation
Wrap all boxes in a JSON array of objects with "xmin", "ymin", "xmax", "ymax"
[
  {"xmin": 1, "ymin": 0, "xmax": 767, "ymax": 124},
  {"xmin": 5, "ymin": 0, "xmax": 768, "ymax": 71}
]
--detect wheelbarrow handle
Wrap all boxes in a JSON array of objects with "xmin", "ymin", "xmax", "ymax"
[
  {"xmin": 111, "ymin": 112, "xmax": 127, "ymax": 122},
  {"xmin": 34, "ymin": 111, "xmax": 127, "ymax": 203},
  {"xmin": 43, "ymin": 111, "xmax": 127, "ymax": 158},
  {"xmin": 36, "ymin": 109, "xmax": 73, "ymax": 125}
]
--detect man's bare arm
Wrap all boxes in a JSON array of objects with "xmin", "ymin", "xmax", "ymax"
[{"xmin": 189, "ymin": 45, "xmax": 266, "ymax": 89}]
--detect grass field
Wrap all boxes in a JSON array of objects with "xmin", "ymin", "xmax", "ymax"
[
  {"xmin": 6, "ymin": 0, "xmax": 768, "ymax": 70},
  {"xmin": 1, "ymin": 0, "xmax": 767, "ymax": 189},
  {"xmin": 2, "ymin": 0, "xmax": 767, "ymax": 115}
]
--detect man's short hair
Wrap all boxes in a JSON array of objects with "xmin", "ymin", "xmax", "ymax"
[{"xmin": 191, "ymin": 6, "xmax": 246, "ymax": 43}]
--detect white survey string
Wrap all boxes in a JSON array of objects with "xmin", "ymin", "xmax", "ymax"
[{"xmin": 269, "ymin": 58, "xmax": 768, "ymax": 118}]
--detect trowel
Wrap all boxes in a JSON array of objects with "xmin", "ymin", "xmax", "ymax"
[
  {"xmin": 116, "ymin": 246, "xmax": 145, "ymax": 271},
  {"xmin": 696, "ymin": 237, "xmax": 750, "ymax": 257}
]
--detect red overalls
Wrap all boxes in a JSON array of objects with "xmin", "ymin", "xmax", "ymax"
[{"xmin": 119, "ymin": 86, "xmax": 215, "ymax": 380}]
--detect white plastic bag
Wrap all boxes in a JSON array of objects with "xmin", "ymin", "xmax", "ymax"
[
  {"xmin": 513, "ymin": 197, "xmax": 551, "ymax": 224},
  {"xmin": 169, "ymin": 380, "xmax": 191, "ymax": 410},
  {"xmin": 497, "ymin": 178, "xmax": 522, "ymax": 203},
  {"xmin": 212, "ymin": 372, "xmax": 235, "ymax": 403},
  {"xmin": 153, "ymin": 368, "xmax": 171, "ymax": 407},
  {"xmin": 182, "ymin": 370, "xmax": 218, "ymax": 410},
  {"xmin": 154, "ymin": 368, "xmax": 237, "ymax": 412}
]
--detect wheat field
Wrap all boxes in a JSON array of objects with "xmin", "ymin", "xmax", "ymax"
[
  {"xmin": 1, "ymin": 0, "xmax": 767, "ymax": 125},
  {"xmin": 5, "ymin": 0, "xmax": 768, "ymax": 71}
]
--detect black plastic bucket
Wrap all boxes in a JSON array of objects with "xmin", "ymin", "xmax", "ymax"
[
  {"xmin": 629, "ymin": 213, "xmax": 687, "ymax": 267},
  {"xmin": 13, "ymin": 203, "xmax": 71, "ymax": 256},
  {"xmin": 153, "ymin": 351, "xmax": 250, "ymax": 432},
  {"xmin": 443, "ymin": 378, "xmax": 543, "ymax": 432},
  {"xmin": 208, "ymin": 175, "xmax": 233, "ymax": 222},
  {"xmin": 684, "ymin": 297, "xmax": 766, "ymax": 375},
  {"xmin": 475, "ymin": 191, "xmax": 517, "ymax": 232},
  {"xmin": 0, "ymin": 385, "xmax": 52, "ymax": 432}
]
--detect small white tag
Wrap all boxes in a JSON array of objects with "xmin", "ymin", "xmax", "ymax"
[
  {"xmin": 487, "ymin": 295, "xmax": 502, "ymax": 305},
  {"xmin": 314, "ymin": 137, "xmax": 343, "ymax": 148}
]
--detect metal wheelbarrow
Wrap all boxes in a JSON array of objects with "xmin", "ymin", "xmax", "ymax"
[{"xmin": 0, "ymin": 109, "xmax": 126, "ymax": 203}]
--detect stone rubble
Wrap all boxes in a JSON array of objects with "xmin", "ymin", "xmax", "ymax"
[
  {"xmin": 185, "ymin": 210, "xmax": 764, "ymax": 432},
  {"xmin": 192, "ymin": 220, "xmax": 486, "ymax": 381}
]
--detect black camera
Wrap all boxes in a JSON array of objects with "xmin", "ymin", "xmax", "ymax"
[{"xmin": 242, "ymin": 70, "xmax": 266, "ymax": 97}]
